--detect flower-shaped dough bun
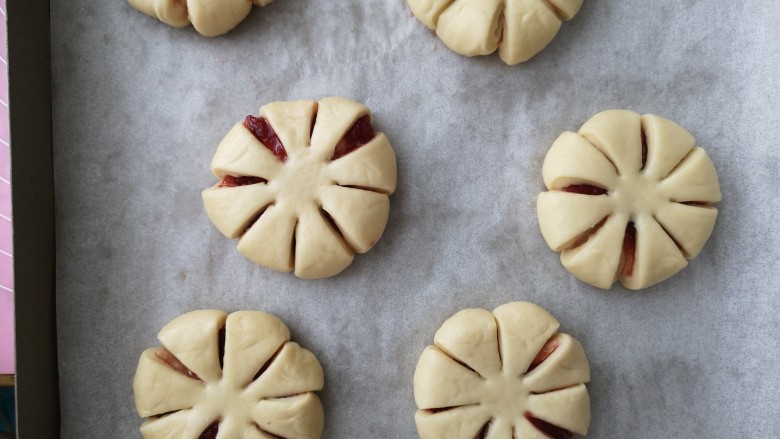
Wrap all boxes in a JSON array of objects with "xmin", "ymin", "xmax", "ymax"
[
  {"xmin": 202, "ymin": 97, "xmax": 397, "ymax": 279},
  {"xmin": 414, "ymin": 301, "xmax": 590, "ymax": 439},
  {"xmin": 127, "ymin": 0, "xmax": 274, "ymax": 36},
  {"xmin": 407, "ymin": 0, "xmax": 583, "ymax": 65},
  {"xmin": 133, "ymin": 310, "xmax": 325, "ymax": 439},
  {"xmin": 537, "ymin": 110, "xmax": 721, "ymax": 290}
]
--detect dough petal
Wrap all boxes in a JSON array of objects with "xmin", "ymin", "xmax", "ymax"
[
  {"xmin": 202, "ymin": 184, "xmax": 276, "ymax": 239},
  {"xmin": 659, "ymin": 147, "xmax": 722, "ymax": 203},
  {"xmin": 261, "ymin": 100, "xmax": 318, "ymax": 160},
  {"xmin": 222, "ymin": 311, "xmax": 291, "ymax": 386},
  {"xmin": 133, "ymin": 349, "xmax": 205, "ymax": 417},
  {"xmin": 415, "ymin": 405, "xmax": 491, "ymax": 439},
  {"xmin": 523, "ymin": 333, "xmax": 590, "ymax": 393},
  {"xmin": 328, "ymin": 133, "xmax": 397, "ymax": 194},
  {"xmin": 514, "ymin": 419, "xmax": 551, "ymax": 439},
  {"xmin": 654, "ymin": 202, "xmax": 718, "ymax": 258},
  {"xmin": 640, "ymin": 114, "xmax": 696, "ymax": 180},
  {"xmin": 542, "ymin": 131, "xmax": 619, "ymax": 190},
  {"xmin": 437, "ymin": 0, "xmax": 503, "ymax": 57},
  {"xmin": 499, "ymin": 0, "xmax": 561, "ymax": 65},
  {"xmin": 579, "ymin": 109, "xmax": 643, "ymax": 176},
  {"xmin": 407, "ymin": 0, "xmax": 456, "ymax": 29},
  {"xmin": 187, "ymin": 0, "xmax": 252, "ymax": 36},
  {"xmin": 211, "ymin": 122, "xmax": 283, "ymax": 180},
  {"xmin": 526, "ymin": 384, "xmax": 590, "ymax": 435},
  {"xmin": 414, "ymin": 346, "xmax": 486, "ymax": 409},
  {"xmin": 484, "ymin": 417, "xmax": 513, "ymax": 439},
  {"xmin": 252, "ymin": 393, "xmax": 325, "ymax": 439},
  {"xmin": 536, "ymin": 191, "xmax": 614, "ymax": 251},
  {"xmin": 433, "ymin": 308, "xmax": 502, "ymax": 379},
  {"xmin": 492, "ymin": 302, "xmax": 559, "ymax": 377},
  {"xmin": 139, "ymin": 409, "xmax": 207, "ymax": 439},
  {"xmin": 293, "ymin": 206, "xmax": 354, "ymax": 279},
  {"xmin": 621, "ymin": 214, "xmax": 688, "ymax": 290},
  {"xmin": 320, "ymin": 186, "xmax": 390, "ymax": 253},
  {"xmin": 560, "ymin": 213, "xmax": 628, "ymax": 289},
  {"xmin": 128, "ymin": 0, "xmax": 190, "ymax": 27},
  {"xmin": 237, "ymin": 204, "xmax": 296, "ymax": 273},
  {"xmin": 248, "ymin": 342, "xmax": 324, "ymax": 399},
  {"xmin": 157, "ymin": 310, "xmax": 227, "ymax": 383},
  {"xmin": 310, "ymin": 97, "xmax": 368, "ymax": 156}
]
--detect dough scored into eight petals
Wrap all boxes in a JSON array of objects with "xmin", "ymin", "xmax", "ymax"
[
  {"xmin": 202, "ymin": 97, "xmax": 397, "ymax": 279},
  {"xmin": 407, "ymin": 0, "xmax": 584, "ymax": 65},
  {"xmin": 133, "ymin": 310, "xmax": 325, "ymax": 439},
  {"xmin": 127, "ymin": 0, "xmax": 274, "ymax": 36},
  {"xmin": 537, "ymin": 109, "xmax": 721, "ymax": 290},
  {"xmin": 414, "ymin": 301, "xmax": 591, "ymax": 439}
]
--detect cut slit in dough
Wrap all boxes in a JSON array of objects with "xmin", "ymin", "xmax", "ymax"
[{"xmin": 537, "ymin": 109, "xmax": 721, "ymax": 290}]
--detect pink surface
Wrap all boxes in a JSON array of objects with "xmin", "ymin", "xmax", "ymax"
[{"xmin": 0, "ymin": 0, "xmax": 13, "ymax": 375}]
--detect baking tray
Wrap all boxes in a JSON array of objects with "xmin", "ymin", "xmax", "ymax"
[{"xmin": 49, "ymin": 0, "xmax": 780, "ymax": 437}]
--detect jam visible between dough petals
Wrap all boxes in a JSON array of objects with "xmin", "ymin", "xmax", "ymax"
[
  {"xmin": 524, "ymin": 412, "xmax": 574, "ymax": 439},
  {"xmin": 218, "ymin": 175, "xmax": 267, "ymax": 188},
  {"xmin": 156, "ymin": 348, "xmax": 200, "ymax": 380},
  {"xmin": 198, "ymin": 421, "xmax": 219, "ymax": 439},
  {"xmin": 527, "ymin": 339, "xmax": 560, "ymax": 372},
  {"xmin": 245, "ymin": 115, "xmax": 288, "ymax": 161},
  {"xmin": 331, "ymin": 115, "xmax": 376, "ymax": 160},
  {"xmin": 561, "ymin": 185, "xmax": 608, "ymax": 196},
  {"xmin": 621, "ymin": 222, "xmax": 637, "ymax": 278}
]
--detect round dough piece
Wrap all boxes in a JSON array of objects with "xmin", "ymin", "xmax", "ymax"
[
  {"xmin": 133, "ymin": 310, "xmax": 325, "ymax": 439},
  {"xmin": 407, "ymin": 0, "xmax": 584, "ymax": 65},
  {"xmin": 414, "ymin": 301, "xmax": 591, "ymax": 439},
  {"xmin": 127, "ymin": 0, "xmax": 274, "ymax": 36},
  {"xmin": 202, "ymin": 97, "xmax": 397, "ymax": 279},
  {"xmin": 537, "ymin": 109, "xmax": 721, "ymax": 290}
]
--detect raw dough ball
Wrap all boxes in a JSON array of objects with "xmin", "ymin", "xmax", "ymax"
[
  {"xmin": 133, "ymin": 310, "xmax": 325, "ymax": 439},
  {"xmin": 537, "ymin": 109, "xmax": 721, "ymax": 290},
  {"xmin": 407, "ymin": 0, "xmax": 583, "ymax": 65},
  {"xmin": 127, "ymin": 0, "xmax": 274, "ymax": 36},
  {"xmin": 414, "ymin": 301, "xmax": 590, "ymax": 439},
  {"xmin": 202, "ymin": 97, "xmax": 397, "ymax": 279}
]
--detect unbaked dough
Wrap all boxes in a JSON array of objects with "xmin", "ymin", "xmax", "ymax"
[
  {"xmin": 537, "ymin": 109, "xmax": 721, "ymax": 290},
  {"xmin": 407, "ymin": 0, "xmax": 583, "ymax": 65},
  {"xmin": 127, "ymin": 0, "xmax": 274, "ymax": 36},
  {"xmin": 202, "ymin": 97, "xmax": 397, "ymax": 279},
  {"xmin": 133, "ymin": 310, "xmax": 325, "ymax": 439},
  {"xmin": 414, "ymin": 301, "xmax": 590, "ymax": 439}
]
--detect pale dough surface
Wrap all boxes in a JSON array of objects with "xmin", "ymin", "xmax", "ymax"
[
  {"xmin": 202, "ymin": 97, "xmax": 397, "ymax": 279},
  {"xmin": 133, "ymin": 310, "xmax": 325, "ymax": 439},
  {"xmin": 127, "ymin": 0, "xmax": 274, "ymax": 36},
  {"xmin": 536, "ymin": 109, "xmax": 721, "ymax": 290},
  {"xmin": 414, "ymin": 301, "xmax": 591, "ymax": 438},
  {"xmin": 407, "ymin": 0, "xmax": 583, "ymax": 65}
]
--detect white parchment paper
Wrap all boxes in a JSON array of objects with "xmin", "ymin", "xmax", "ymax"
[{"xmin": 51, "ymin": 0, "xmax": 780, "ymax": 437}]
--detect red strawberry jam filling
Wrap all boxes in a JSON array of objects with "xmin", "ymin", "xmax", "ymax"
[
  {"xmin": 245, "ymin": 115, "xmax": 288, "ymax": 161},
  {"xmin": 621, "ymin": 222, "xmax": 637, "ymax": 278},
  {"xmin": 332, "ymin": 115, "xmax": 376, "ymax": 160},
  {"xmin": 561, "ymin": 185, "xmax": 608, "ymax": 196},
  {"xmin": 156, "ymin": 348, "xmax": 199, "ymax": 380},
  {"xmin": 218, "ymin": 175, "xmax": 267, "ymax": 188},
  {"xmin": 524, "ymin": 412, "xmax": 573, "ymax": 439},
  {"xmin": 199, "ymin": 421, "xmax": 219, "ymax": 439},
  {"xmin": 527, "ymin": 339, "xmax": 560, "ymax": 372}
]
